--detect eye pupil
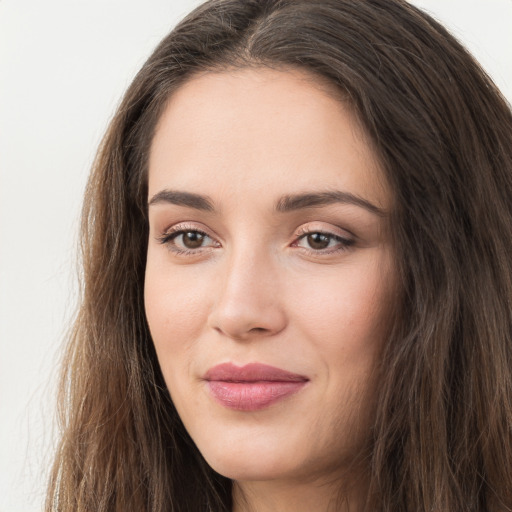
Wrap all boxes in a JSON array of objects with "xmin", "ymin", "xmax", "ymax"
[
  {"xmin": 183, "ymin": 231, "xmax": 205, "ymax": 249},
  {"xmin": 307, "ymin": 233, "xmax": 330, "ymax": 250}
]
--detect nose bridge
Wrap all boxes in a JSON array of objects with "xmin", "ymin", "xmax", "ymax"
[{"xmin": 208, "ymin": 240, "xmax": 286, "ymax": 339}]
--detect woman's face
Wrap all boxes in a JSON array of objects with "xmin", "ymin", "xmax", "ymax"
[{"xmin": 145, "ymin": 68, "xmax": 394, "ymax": 485}]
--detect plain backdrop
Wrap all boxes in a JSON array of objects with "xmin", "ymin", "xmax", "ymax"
[{"xmin": 0, "ymin": 1, "xmax": 511, "ymax": 511}]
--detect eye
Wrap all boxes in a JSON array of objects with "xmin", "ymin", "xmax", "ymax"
[
  {"xmin": 174, "ymin": 231, "xmax": 210, "ymax": 249},
  {"xmin": 157, "ymin": 226, "xmax": 220, "ymax": 254},
  {"xmin": 294, "ymin": 230, "xmax": 354, "ymax": 253}
]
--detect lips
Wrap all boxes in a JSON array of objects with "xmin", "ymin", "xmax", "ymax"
[{"xmin": 204, "ymin": 363, "xmax": 308, "ymax": 411}]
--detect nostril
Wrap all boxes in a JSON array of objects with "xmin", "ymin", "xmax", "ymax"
[{"xmin": 208, "ymin": 291, "xmax": 288, "ymax": 340}]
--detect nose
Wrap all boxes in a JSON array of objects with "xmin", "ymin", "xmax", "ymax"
[{"xmin": 207, "ymin": 248, "xmax": 287, "ymax": 341}]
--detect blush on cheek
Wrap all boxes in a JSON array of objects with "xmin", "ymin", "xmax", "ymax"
[{"xmin": 146, "ymin": 264, "xmax": 208, "ymax": 326}]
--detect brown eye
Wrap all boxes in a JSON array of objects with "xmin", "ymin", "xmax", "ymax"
[
  {"xmin": 306, "ymin": 233, "xmax": 331, "ymax": 250},
  {"xmin": 295, "ymin": 230, "xmax": 353, "ymax": 253},
  {"xmin": 160, "ymin": 229, "xmax": 218, "ymax": 253},
  {"xmin": 181, "ymin": 231, "xmax": 206, "ymax": 249}
]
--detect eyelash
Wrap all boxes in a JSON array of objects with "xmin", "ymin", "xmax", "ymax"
[
  {"xmin": 157, "ymin": 224, "xmax": 218, "ymax": 256},
  {"xmin": 156, "ymin": 224, "xmax": 355, "ymax": 256},
  {"xmin": 292, "ymin": 228, "xmax": 355, "ymax": 255}
]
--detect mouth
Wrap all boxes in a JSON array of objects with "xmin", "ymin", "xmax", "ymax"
[{"xmin": 203, "ymin": 362, "xmax": 309, "ymax": 411}]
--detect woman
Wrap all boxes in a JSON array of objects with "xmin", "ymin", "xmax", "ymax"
[{"xmin": 46, "ymin": 0, "xmax": 512, "ymax": 511}]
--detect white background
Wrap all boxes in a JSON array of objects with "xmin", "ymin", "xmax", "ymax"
[{"xmin": 0, "ymin": 1, "xmax": 510, "ymax": 511}]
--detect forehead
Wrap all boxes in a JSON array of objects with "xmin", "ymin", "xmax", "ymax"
[{"xmin": 148, "ymin": 67, "xmax": 389, "ymax": 210}]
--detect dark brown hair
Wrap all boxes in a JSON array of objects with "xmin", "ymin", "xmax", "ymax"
[{"xmin": 47, "ymin": 1, "xmax": 512, "ymax": 510}]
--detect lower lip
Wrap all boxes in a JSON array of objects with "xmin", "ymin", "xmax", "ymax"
[{"xmin": 207, "ymin": 381, "xmax": 307, "ymax": 411}]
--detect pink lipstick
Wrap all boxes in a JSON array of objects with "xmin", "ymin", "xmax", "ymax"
[{"xmin": 204, "ymin": 363, "xmax": 308, "ymax": 411}]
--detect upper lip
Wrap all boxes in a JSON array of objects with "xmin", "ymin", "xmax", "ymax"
[{"xmin": 204, "ymin": 362, "xmax": 309, "ymax": 382}]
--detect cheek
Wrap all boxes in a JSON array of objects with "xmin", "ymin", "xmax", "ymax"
[
  {"xmin": 144, "ymin": 257, "xmax": 211, "ymax": 366},
  {"xmin": 291, "ymin": 252, "xmax": 393, "ymax": 357}
]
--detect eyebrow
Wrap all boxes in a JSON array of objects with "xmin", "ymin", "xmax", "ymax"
[
  {"xmin": 148, "ymin": 189, "xmax": 215, "ymax": 211},
  {"xmin": 148, "ymin": 188, "xmax": 386, "ymax": 216},
  {"xmin": 275, "ymin": 191, "xmax": 386, "ymax": 216}
]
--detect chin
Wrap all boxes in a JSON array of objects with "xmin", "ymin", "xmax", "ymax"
[
  {"xmin": 193, "ymin": 428, "xmax": 305, "ymax": 481},
  {"xmin": 206, "ymin": 455, "xmax": 305, "ymax": 483},
  {"xmin": 193, "ymin": 425, "xmax": 354, "ymax": 485}
]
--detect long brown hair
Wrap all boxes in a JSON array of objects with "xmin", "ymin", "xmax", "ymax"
[{"xmin": 46, "ymin": 1, "xmax": 512, "ymax": 510}]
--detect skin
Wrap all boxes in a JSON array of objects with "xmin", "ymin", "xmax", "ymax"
[{"xmin": 145, "ymin": 67, "xmax": 395, "ymax": 512}]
